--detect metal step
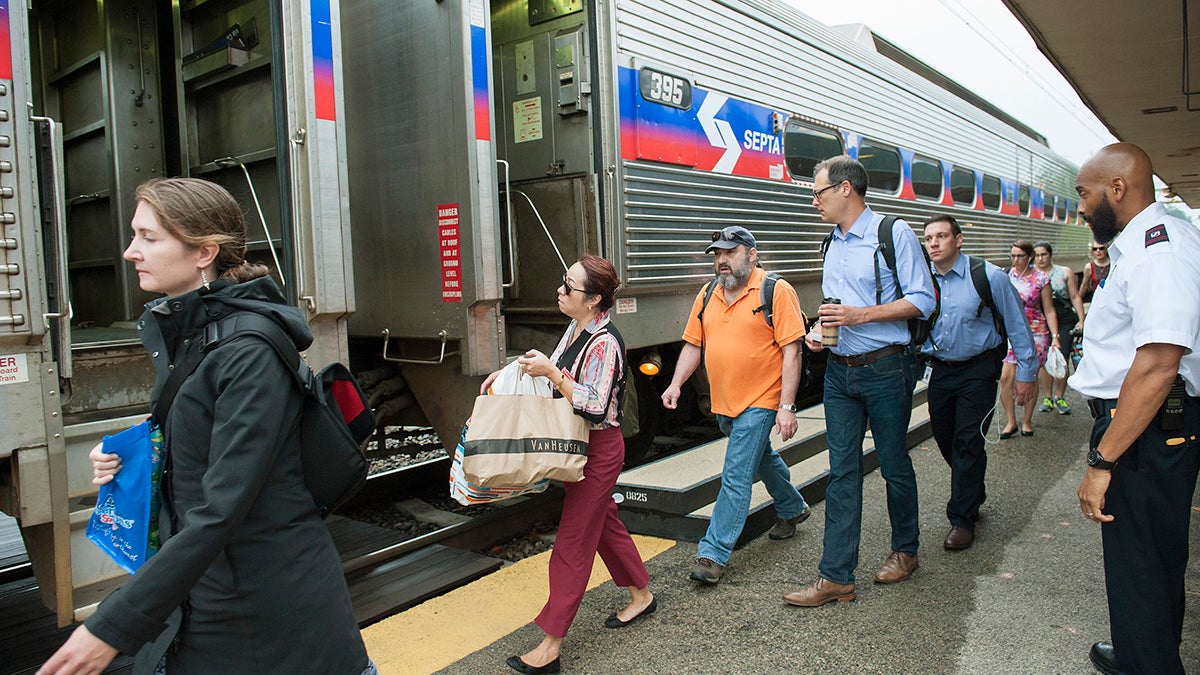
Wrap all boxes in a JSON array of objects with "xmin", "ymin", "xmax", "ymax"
[{"xmin": 616, "ymin": 387, "xmax": 930, "ymax": 543}]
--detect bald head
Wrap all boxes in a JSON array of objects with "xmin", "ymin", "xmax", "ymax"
[{"xmin": 1075, "ymin": 142, "xmax": 1157, "ymax": 241}]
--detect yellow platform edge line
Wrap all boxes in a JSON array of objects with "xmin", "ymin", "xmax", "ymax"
[{"xmin": 361, "ymin": 534, "xmax": 675, "ymax": 675}]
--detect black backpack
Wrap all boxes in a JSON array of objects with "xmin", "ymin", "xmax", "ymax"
[
  {"xmin": 821, "ymin": 216, "xmax": 938, "ymax": 346},
  {"xmin": 154, "ymin": 313, "xmax": 373, "ymax": 517}
]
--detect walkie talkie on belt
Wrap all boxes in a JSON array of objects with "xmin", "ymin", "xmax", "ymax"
[{"xmin": 1159, "ymin": 375, "xmax": 1187, "ymax": 431}]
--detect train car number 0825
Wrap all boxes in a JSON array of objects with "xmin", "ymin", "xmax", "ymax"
[{"xmin": 639, "ymin": 68, "xmax": 692, "ymax": 109}]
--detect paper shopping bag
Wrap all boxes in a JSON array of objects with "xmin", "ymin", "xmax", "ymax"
[{"xmin": 461, "ymin": 393, "xmax": 589, "ymax": 487}]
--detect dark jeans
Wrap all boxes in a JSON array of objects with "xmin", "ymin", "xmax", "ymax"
[
  {"xmin": 1094, "ymin": 395, "xmax": 1200, "ymax": 675},
  {"xmin": 818, "ymin": 351, "xmax": 919, "ymax": 585},
  {"xmin": 928, "ymin": 354, "xmax": 1002, "ymax": 529}
]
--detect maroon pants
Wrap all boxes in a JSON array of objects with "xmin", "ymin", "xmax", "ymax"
[{"xmin": 534, "ymin": 426, "xmax": 649, "ymax": 637}]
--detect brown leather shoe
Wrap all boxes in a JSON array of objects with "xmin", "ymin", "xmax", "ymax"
[
  {"xmin": 943, "ymin": 526, "xmax": 975, "ymax": 551},
  {"xmin": 782, "ymin": 577, "xmax": 856, "ymax": 607},
  {"xmin": 873, "ymin": 551, "xmax": 918, "ymax": 584}
]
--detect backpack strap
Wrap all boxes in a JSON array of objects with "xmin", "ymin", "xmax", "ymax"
[
  {"xmin": 150, "ymin": 313, "xmax": 308, "ymax": 425},
  {"xmin": 207, "ymin": 313, "xmax": 313, "ymax": 392},
  {"xmin": 875, "ymin": 215, "xmax": 900, "ymax": 305},
  {"xmin": 695, "ymin": 278, "xmax": 719, "ymax": 348},
  {"xmin": 754, "ymin": 271, "xmax": 779, "ymax": 328},
  {"xmin": 966, "ymin": 255, "xmax": 1005, "ymax": 341}
]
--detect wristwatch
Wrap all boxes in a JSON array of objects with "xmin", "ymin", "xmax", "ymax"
[
  {"xmin": 779, "ymin": 403, "xmax": 797, "ymax": 412},
  {"xmin": 1087, "ymin": 447, "xmax": 1116, "ymax": 470}
]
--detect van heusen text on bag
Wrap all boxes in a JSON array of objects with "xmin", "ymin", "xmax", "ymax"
[{"xmin": 461, "ymin": 391, "xmax": 590, "ymax": 487}]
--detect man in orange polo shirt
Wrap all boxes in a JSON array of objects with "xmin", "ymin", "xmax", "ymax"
[{"xmin": 662, "ymin": 225, "xmax": 811, "ymax": 584}]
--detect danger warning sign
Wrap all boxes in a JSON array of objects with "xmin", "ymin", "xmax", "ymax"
[{"xmin": 438, "ymin": 204, "xmax": 462, "ymax": 302}]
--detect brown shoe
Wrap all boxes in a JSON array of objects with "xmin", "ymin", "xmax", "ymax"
[
  {"xmin": 873, "ymin": 551, "xmax": 918, "ymax": 584},
  {"xmin": 782, "ymin": 577, "xmax": 856, "ymax": 607},
  {"xmin": 943, "ymin": 526, "xmax": 975, "ymax": 551}
]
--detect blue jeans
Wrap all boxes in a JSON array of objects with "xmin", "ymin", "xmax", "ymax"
[
  {"xmin": 818, "ymin": 352, "xmax": 920, "ymax": 585},
  {"xmin": 697, "ymin": 407, "xmax": 809, "ymax": 566}
]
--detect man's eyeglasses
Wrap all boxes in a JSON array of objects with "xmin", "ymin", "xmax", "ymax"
[
  {"xmin": 711, "ymin": 229, "xmax": 742, "ymax": 243},
  {"xmin": 561, "ymin": 275, "xmax": 593, "ymax": 295},
  {"xmin": 812, "ymin": 181, "xmax": 844, "ymax": 200}
]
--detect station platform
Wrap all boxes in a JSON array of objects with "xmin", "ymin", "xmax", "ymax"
[{"xmin": 365, "ymin": 390, "xmax": 1200, "ymax": 674}]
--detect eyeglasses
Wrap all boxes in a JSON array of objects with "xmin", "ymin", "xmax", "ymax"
[
  {"xmin": 1034, "ymin": 252, "xmax": 1050, "ymax": 258},
  {"xmin": 1090, "ymin": 246, "xmax": 1107, "ymax": 251},
  {"xmin": 561, "ymin": 274, "xmax": 593, "ymax": 295},
  {"xmin": 1009, "ymin": 253, "xmax": 1028, "ymax": 259},
  {"xmin": 812, "ymin": 181, "xmax": 844, "ymax": 200}
]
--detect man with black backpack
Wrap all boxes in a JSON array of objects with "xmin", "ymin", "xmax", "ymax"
[
  {"xmin": 784, "ymin": 155, "xmax": 936, "ymax": 608},
  {"xmin": 662, "ymin": 225, "xmax": 811, "ymax": 585},
  {"xmin": 920, "ymin": 216, "xmax": 1037, "ymax": 551}
]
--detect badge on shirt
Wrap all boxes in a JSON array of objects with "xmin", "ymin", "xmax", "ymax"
[{"xmin": 1145, "ymin": 224, "xmax": 1170, "ymax": 247}]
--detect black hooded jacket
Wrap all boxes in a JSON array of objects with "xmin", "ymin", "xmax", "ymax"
[{"xmin": 84, "ymin": 277, "xmax": 368, "ymax": 674}]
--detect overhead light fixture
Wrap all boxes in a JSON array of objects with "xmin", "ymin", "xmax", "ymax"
[
  {"xmin": 638, "ymin": 352, "xmax": 662, "ymax": 377},
  {"xmin": 1142, "ymin": 106, "xmax": 1178, "ymax": 114}
]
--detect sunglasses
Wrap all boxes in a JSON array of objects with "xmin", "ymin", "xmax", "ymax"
[
  {"xmin": 561, "ymin": 274, "xmax": 594, "ymax": 295},
  {"xmin": 1091, "ymin": 246, "xmax": 1107, "ymax": 251}
]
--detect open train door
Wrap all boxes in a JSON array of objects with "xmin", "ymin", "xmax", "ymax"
[{"xmin": 0, "ymin": 0, "xmax": 356, "ymax": 625}]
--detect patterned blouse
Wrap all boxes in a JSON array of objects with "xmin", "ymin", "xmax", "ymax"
[
  {"xmin": 1008, "ymin": 267, "xmax": 1050, "ymax": 334},
  {"xmin": 548, "ymin": 311, "xmax": 625, "ymax": 430}
]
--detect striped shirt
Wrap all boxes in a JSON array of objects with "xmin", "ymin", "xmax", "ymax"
[{"xmin": 549, "ymin": 311, "xmax": 625, "ymax": 429}]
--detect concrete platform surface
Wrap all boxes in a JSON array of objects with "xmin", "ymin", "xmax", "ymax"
[{"xmin": 367, "ymin": 389, "xmax": 1199, "ymax": 674}]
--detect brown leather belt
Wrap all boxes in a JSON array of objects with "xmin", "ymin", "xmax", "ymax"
[{"xmin": 830, "ymin": 344, "xmax": 906, "ymax": 368}]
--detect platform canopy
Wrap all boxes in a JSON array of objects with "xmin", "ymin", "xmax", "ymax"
[{"xmin": 1002, "ymin": 0, "xmax": 1200, "ymax": 206}]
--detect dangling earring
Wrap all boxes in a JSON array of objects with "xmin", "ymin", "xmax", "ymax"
[{"xmin": 200, "ymin": 270, "xmax": 211, "ymax": 291}]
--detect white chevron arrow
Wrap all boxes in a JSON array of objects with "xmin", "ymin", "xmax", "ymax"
[{"xmin": 697, "ymin": 92, "xmax": 741, "ymax": 174}]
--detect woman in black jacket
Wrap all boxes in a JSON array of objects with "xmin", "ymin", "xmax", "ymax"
[{"xmin": 40, "ymin": 178, "xmax": 372, "ymax": 675}]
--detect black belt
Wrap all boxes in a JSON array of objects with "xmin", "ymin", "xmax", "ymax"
[
  {"xmin": 831, "ymin": 344, "xmax": 906, "ymax": 368},
  {"xmin": 1087, "ymin": 398, "xmax": 1117, "ymax": 420}
]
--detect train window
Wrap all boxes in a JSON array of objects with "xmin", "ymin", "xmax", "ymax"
[
  {"xmin": 911, "ymin": 155, "xmax": 942, "ymax": 200},
  {"xmin": 1056, "ymin": 197, "xmax": 1068, "ymax": 221},
  {"xmin": 950, "ymin": 167, "xmax": 975, "ymax": 206},
  {"xmin": 981, "ymin": 174, "xmax": 1001, "ymax": 211},
  {"xmin": 783, "ymin": 120, "xmax": 843, "ymax": 179},
  {"xmin": 859, "ymin": 141, "xmax": 900, "ymax": 194},
  {"xmin": 1043, "ymin": 194, "xmax": 1057, "ymax": 220},
  {"xmin": 1018, "ymin": 185, "xmax": 1030, "ymax": 216}
]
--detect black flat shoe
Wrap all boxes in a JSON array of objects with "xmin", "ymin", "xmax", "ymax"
[
  {"xmin": 1021, "ymin": 429, "xmax": 1034, "ymax": 437},
  {"xmin": 999, "ymin": 429, "xmax": 1016, "ymax": 439},
  {"xmin": 603, "ymin": 597, "xmax": 657, "ymax": 628},
  {"xmin": 506, "ymin": 655, "xmax": 561, "ymax": 674}
]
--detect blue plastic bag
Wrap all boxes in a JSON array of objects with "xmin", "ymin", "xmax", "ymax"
[{"xmin": 86, "ymin": 420, "xmax": 162, "ymax": 574}]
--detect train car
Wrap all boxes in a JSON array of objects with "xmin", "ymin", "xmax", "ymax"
[{"xmin": 0, "ymin": 0, "xmax": 1084, "ymax": 624}]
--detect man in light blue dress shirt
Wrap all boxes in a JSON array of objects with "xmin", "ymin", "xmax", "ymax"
[
  {"xmin": 784, "ymin": 155, "xmax": 936, "ymax": 608},
  {"xmin": 920, "ymin": 216, "xmax": 1037, "ymax": 551}
]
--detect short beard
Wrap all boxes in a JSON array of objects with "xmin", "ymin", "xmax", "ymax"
[
  {"xmin": 1085, "ymin": 193, "xmax": 1120, "ymax": 245},
  {"xmin": 716, "ymin": 256, "xmax": 753, "ymax": 290}
]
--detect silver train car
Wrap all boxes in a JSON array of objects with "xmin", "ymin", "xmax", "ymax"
[{"xmin": 0, "ymin": 0, "xmax": 1083, "ymax": 622}]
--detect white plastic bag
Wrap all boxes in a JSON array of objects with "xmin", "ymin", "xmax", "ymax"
[
  {"xmin": 1045, "ymin": 346, "xmax": 1067, "ymax": 379},
  {"xmin": 487, "ymin": 359, "xmax": 553, "ymax": 397}
]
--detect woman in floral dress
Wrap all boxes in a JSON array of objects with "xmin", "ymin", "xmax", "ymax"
[{"xmin": 998, "ymin": 240, "xmax": 1059, "ymax": 438}]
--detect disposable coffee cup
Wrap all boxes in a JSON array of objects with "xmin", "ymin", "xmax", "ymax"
[{"xmin": 821, "ymin": 297, "xmax": 841, "ymax": 347}]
